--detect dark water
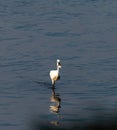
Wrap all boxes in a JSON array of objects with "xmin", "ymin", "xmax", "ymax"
[{"xmin": 0, "ymin": 0, "xmax": 117, "ymax": 130}]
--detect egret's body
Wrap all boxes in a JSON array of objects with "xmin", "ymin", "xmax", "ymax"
[{"xmin": 50, "ymin": 59, "xmax": 61, "ymax": 86}]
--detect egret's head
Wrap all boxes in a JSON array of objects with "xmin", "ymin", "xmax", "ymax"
[{"xmin": 57, "ymin": 59, "xmax": 62, "ymax": 68}]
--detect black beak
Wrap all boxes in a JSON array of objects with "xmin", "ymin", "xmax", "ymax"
[{"xmin": 58, "ymin": 62, "xmax": 61, "ymax": 66}]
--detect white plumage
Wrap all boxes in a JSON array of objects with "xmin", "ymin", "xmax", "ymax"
[{"xmin": 50, "ymin": 59, "xmax": 62, "ymax": 86}]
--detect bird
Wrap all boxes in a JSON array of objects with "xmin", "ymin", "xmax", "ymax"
[{"xmin": 50, "ymin": 59, "xmax": 62, "ymax": 87}]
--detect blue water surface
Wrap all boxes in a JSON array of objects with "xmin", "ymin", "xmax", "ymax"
[{"xmin": 0, "ymin": 0, "xmax": 117, "ymax": 130}]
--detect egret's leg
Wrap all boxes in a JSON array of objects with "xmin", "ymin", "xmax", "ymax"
[{"xmin": 52, "ymin": 80, "xmax": 55, "ymax": 87}]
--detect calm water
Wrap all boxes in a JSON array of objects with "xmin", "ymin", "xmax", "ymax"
[{"xmin": 0, "ymin": 0, "xmax": 117, "ymax": 130}]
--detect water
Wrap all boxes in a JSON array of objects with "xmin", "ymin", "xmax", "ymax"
[{"xmin": 0, "ymin": 0, "xmax": 117, "ymax": 129}]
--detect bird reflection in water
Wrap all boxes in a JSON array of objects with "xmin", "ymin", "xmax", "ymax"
[
  {"xmin": 50, "ymin": 88, "xmax": 61, "ymax": 113},
  {"xmin": 50, "ymin": 88, "xmax": 62, "ymax": 126}
]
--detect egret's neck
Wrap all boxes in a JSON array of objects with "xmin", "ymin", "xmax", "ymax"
[{"xmin": 57, "ymin": 66, "xmax": 60, "ymax": 72}]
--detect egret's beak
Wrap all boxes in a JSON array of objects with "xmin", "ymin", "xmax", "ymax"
[{"xmin": 58, "ymin": 62, "xmax": 62, "ymax": 68}]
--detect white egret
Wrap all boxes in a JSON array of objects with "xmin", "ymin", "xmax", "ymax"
[{"xmin": 50, "ymin": 59, "xmax": 62, "ymax": 86}]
